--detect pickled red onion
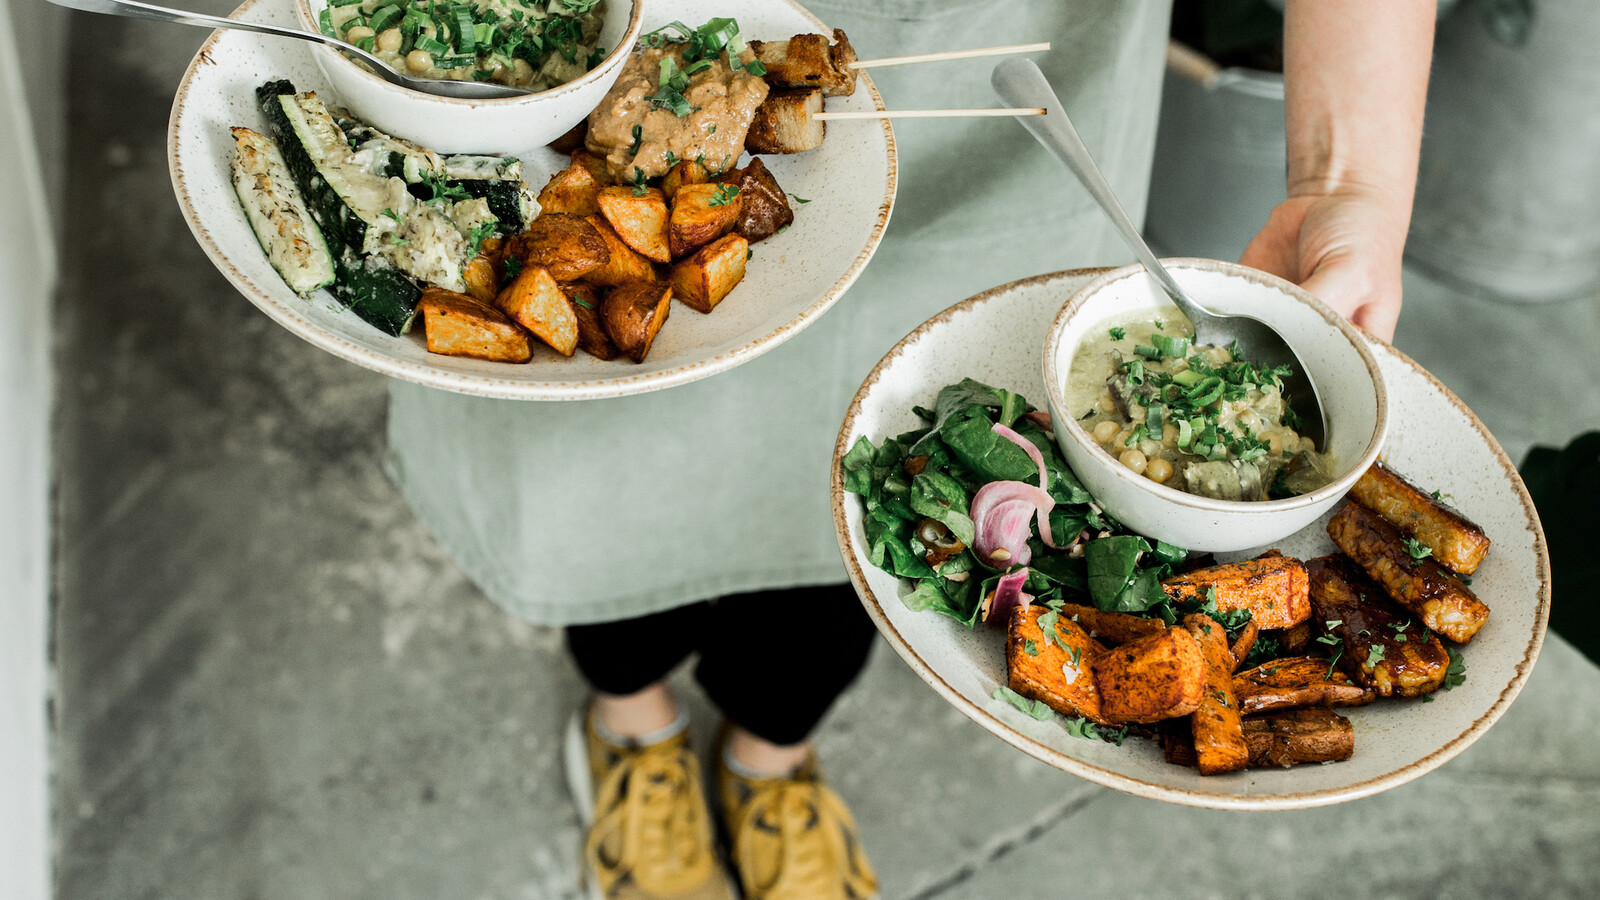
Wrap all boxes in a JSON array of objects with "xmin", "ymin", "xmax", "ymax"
[
  {"xmin": 980, "ymin": 567, "xmax": 1033, "ymax": 625},
  {"xmin": 991, "ymin": 422, "xmax": 1063, "ymax": 549}
]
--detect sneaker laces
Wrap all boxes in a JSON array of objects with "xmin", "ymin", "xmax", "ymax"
[
  {"xmin": 729, "ymin": 777, "xmax": 876, "ymax": 900},
  {"xmin": 586, "ymin": 741, "xmax": 717, "ymax": 895}
]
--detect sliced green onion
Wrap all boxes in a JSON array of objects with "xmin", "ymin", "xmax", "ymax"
[
  {"xmin": 1151, "ymin": 333, "xmax": 1189, "ymax": 358},
  {"xmin": 454, "ymin": 8, "xmax": 478, "ymax": 53},
  {"xmin": 368, "ymin": 5, "xmax": 402, "ymax": 34},
  {"xmin": 1171, "ymin": 368, "xmax": 1202, "ymax": 387},
  {"xmin": 416, "ymin": 35, "xmax": 449, "ymax": 56},
  {"xmin": 356, "ymin": 34, "xmax": 377, "ymax": 51},
  {"xmin": 1146, "ymin": 403, "xmax": 1164, "ymax": 433},
  {"xmin": 1176, "ymin": 418, "xmax": 1194, "ymax": 449},
  {"xmin": 318, "ymin": 8, "xmax": 334, "ymax": 37},
  {"xmin": 330, "ymin": 0, "xmax": 363, "ymax": 7},
  {"xmin": 1124, "ymin": 359, "xmax": 1144, "ymax": 386},
  {"xmin": 1134, "ymin": 344, "xmax": 1162, "ymax": 360}
]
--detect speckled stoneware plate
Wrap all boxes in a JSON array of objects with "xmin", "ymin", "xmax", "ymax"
[
  {"xmin": 831, "ymin": 269, "xmax": 1551, "ymax": 810},
  {"xmin": 168, "ymin": 0, "xmax": 895, "ymax": 401}
]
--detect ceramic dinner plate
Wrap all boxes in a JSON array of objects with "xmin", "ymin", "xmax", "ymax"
[
  {"xmin": 831, "ymin": 269, "xmax": 1551, "ymax": 810},
  {"xmin": 168, "ymin": 0, "xmax": 895, "ymax": 401}
]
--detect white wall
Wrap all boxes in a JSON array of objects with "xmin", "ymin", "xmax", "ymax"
[{"xmin": 0, "ymin": 0, "xmax": 64, "ymax": 897}]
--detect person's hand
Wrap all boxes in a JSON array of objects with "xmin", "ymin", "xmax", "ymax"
[{"xmin": 1239, "ymin": 185, "xmax": 1408, "ymax": 343}]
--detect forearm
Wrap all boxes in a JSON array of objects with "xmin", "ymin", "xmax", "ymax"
[{"xmin": 1282, "ymin": 0, "xmax": 1435, "ymax": 226}]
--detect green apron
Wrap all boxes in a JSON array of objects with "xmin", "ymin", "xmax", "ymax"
[{"xmin": 386, "ymin": 0, "xmax": 1171, "ymax": 624}]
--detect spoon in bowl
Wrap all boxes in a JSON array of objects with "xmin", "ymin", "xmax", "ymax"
[
  {"xmin": 44, "ymin": 0, "xmax": 535, "ymax": 100},
  {"xmin": 992, "ymin": 57, "xmax": 1328, "ymax": 448}
]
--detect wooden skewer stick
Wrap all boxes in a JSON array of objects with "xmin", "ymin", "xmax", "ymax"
[
  {"xmin": 848, "ymin": 42, "xmax": 1052, "ymax": 70},
  {"xmin": 814, "ymin": 108, "xmax": 1046, "ymax": 121}
]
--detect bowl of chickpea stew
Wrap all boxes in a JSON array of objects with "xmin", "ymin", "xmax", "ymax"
[
  {"xmin": 294, "ymin": 0, "xmax": 643, "ymax": 154},
  {"xmin": 1041, "ymin": 259, "xmax": 1388, "ymax": 552}
]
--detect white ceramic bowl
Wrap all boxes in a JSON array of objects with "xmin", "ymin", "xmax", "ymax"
[
  {"xmin": 1041, "ymin": 259, "xmax": 1388, "ymax": 552},
  {"xmin": 294, "ymin": 0, "xmax": 643, "ymax": 154}
]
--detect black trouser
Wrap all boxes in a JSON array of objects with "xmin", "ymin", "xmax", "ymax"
[{"xmin": 566, "ymin": 583, "xmax": 877, "ymax": 746}]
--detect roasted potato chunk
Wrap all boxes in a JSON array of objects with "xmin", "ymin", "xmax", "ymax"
[
  {"xmin": 507, "ymin": 213, "xmax": 609, "ymax": 282},
  {"xmin": 1327, "ymin": 503, "xmax": 1490, "ymax": 644},
  {"xmin": 601, "ymin": 281, "xmax": 673, "ymax": 363},
  {"xmin": 1306, "ymin": 554, "xmax": 1451, "ymax": 697},
  {"xmin": 1349, "ymin": 461, "xmax": 1491, "ymax": 575},
  {"xmin": 1162, "ymin": 555, "xmax": 1311, "ymax": 630},
  {"xmin": 562, "ymin": 282, "xmax": 617, "ymax": 361},
  {"xmin": 1058, "ymin": 603, "xmax": 1168, "ymax": 647},
  {"xmin": 420, "ymin": 288, "xmax": 531, "ymax": 363},
  {"xmin": 495, "ymin": 264, "xmax": 578, "ymax": 357},
  {"xmin": 668, "ymin": 183, "xmax": 742, "ymax": 258},
  {"xmin": 746, "ymin": 88, "xmax": 825, "ymax": 155},
  {"xmin": 670, "ymin": 234, "xmax": 748, "ymax": 313},
  {"xmin": 1091, "ymin": 626, "xmax": 1206, "ymax": 725},
  {"xmin": 732, "ymin": 157, "xmax": 795, "ymax": 243},
  {"xmin": 596, "ymin": 186, "xmax": 672, "ymax": 263},
  {"xmin": 1182, "ymin": 614, "xmax": 1249, "ymax": 775},
  {"xmin": 548, "ymin": 119, "xmax": 588, "ymax": 154},
  {"xmin": 570, "ymin": 148, "xmax": 612, "ymax": 184},
  {"xmin": 1232, "ymin": 656, "xmax": 1378, "ymax": 715},
  {"xmin": 462, "ymin": 251, "xmax": 500, "ymax": 304},
  {"xmin": 537, "ymin": 162, "xmax": 603, "ymax": 218},
  {"xmin": 583, "ymin": 215, "xmax": 658, "ymax": 287},
  {"xmin": 661, "ymin": 158, "xmax": 713, "ymax": 202},
  {"xmin": 1007, "ymin": 606, "xmax": 1105, "ymax": 723},
  {"xmin": 749, "ymin": 29, "xmax": 858, "ymax": 96}
]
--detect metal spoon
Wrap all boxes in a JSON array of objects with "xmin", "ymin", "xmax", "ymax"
[
  {"xmin": 992, "ymin": 58, "xmax": 1328, "ymax": 448},
  {"xmin": 44, "ymin": 0, "xmax": 534, "ymax": 100}
]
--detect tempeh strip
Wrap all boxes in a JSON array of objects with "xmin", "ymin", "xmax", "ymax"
[
  {"xmin": 1306, "ymin": 554, "xmax": 1451, "ymax": 696},
  {"xmin": 1349, "ymin": 461, "xmax": 1491, "ymax": 575},
  {"xmin": 1327, "ymin": 503, "xmax": 1490, "ymax": 644}
]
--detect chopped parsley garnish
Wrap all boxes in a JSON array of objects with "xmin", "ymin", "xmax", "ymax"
[
  {"xmin": 1403, "ymin": 537, "xmax": 1434, "ymax": 562},
  {"xmin": 1444, "ymin": 647, "xmax": 1467, "ymax": 689},
  {"xmin": 630, "ymin": 166, "xmax": 649, "ymax": 196},
  {"xmin": 1062, "ymin": 717, "xmax": 1127, "ymax": 745},
  {"xmin": 1109, "ymin": 327, "xmax": 1127, "ymax": 340},
  {"xmin": 467, "ymin": 220, "xmax": 498, "ymax": 258},
  {"xmin": 629, "ymin": 124, "xmax": 643, "ymax": 155},
  {"xmin": 502, "ymin": 257, "xmax": 523, "ymax": 283},
  {"xmin": 787, "ymin": 193, "xmax": 812, "ymax": 204},
  {"xmin": 1023, "ymin": 639, "xmax": 1039, "ymax": 657},
  {"xmin": 570, "ymin": 295, "xmax": 595, "ymax": 311},
  {"xmin": 1326, "ymin": 646, "xmax": 1343, "ymax": 679},
  {"xmin": 1365, "ymin": 645, "xmax": 1386, "ymax": 668},
  {"xmin": 708, "ymin": 183, "xmax": 741, "ymax": 207}
]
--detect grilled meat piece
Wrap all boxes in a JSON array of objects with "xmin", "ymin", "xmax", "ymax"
[
  {"xmin": 1327, "ymin": 503, "xmax": 1490, "ymax": 644},
  {"xmin": 1349, "ymin": 461, "xmax": 1490, "ymax": 575},
  {"xmin": 749, "ymin": 29, "xmax": 858, "ymax": 96},
  {"xmin": 1306, "ymin": 554, "xmax": 1451, "ymax": 696},
  {"xmin": 1233, "ymin": 655, "xmax": 1378, "ymax": 715},
  {"xmin": 1162, "ymin": 555, "xmax": 1311, "ymax": 630}
]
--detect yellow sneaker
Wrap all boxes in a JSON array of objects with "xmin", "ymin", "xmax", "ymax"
[
  {"xmin": 564, "ymin": 708, "xmax": 735, "ymax": 900},
  {"xmin": 716, "ymin": 745, "xmax": 878, "ymax": 900}
]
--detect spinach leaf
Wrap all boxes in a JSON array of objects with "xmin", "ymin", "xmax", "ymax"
[
  {"xmin": 908, "ymin": 471, "xmax": 976, "ymax": 546},
  {"xmin": 942, "ymin": 413, "xmax": 1039, "ymax": 483},
  {"xmin": 1030, "ymin": 553, "xmax": 1088, "ymax": 594},
  {"xmin": 1085, "ymin": 535, "xmax": 1150, "ymax": 608},
  {"xmin": 1048, "ymin": 509, "xmax": 1088, "ymax": 548},
  {"xmin": 908, "ymin": 378, "xmax": 1031, "ymax": 454}
]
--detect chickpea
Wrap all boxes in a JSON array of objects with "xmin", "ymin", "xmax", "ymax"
[
  {"xmin": 1146, "ymin": 457, "xmax": 1174, "ymax": 484},
  {"xmin": 1260, "ymin": 431, "xmax": 1283, "ymax": 455},
  {"xmin": 1092, "ymin": 420, "xmax": 1119, "ymax": 444},
  {"xmin": 1119, "ymin": 449, "xmax": 1148, "ymax": 475},
  {"xmin": 1162, "ymin": 423, "xmax": 1179, "ymax": 447},
  {"xmin": 1300, "ymin": 436, "xmax": 1316, "ymax": 454},
  {"xmin": 1098, "ymin": 393, "xmax": 1118, "ymax": 414},
  {"xmin": 1139, "ymin": 439, "xmax": 1162, "ymax": 459},
  {"xmin": 344, "ymin": 25, "xmax": 375, "ymax": 44},
  {"xmin": 1115, "ymin": 429, "xmax": 1133, "ymax": 448},
  {"xmin": 512, "ymin": 57, "xmax": 536, "ymax": 84},
  {"xmin": 376, "ymin": 27, "xmax": 403, "ymax": 53},
  {"xmin": 405, "ymin": 49, "xmax": 435, "ymax": 73}
]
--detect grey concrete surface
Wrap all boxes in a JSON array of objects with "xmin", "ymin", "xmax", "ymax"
[{"xmin": 51, "ymin": 9, "xmax": 1600, "ymax": 900}]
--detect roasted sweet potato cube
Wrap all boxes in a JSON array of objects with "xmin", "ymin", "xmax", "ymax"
[
  {"xmin": 506, "ymin": 213, "xmax": 609, "ymax": 282},
  {"xmin": 746, "ymin": 88, "xmax": 825, "ymax": 155},
  {"xmin": 1182, "ymin": 614, "xmax": 1249, "ymax": 775},
  {"xmin": 601, "ymin": 281, "xmax": 673, "ymax": 363},
  {"xmin": 562, "ymin": 282, "xmax": 617, "ymax": 361},
  {"xmin": 420, "ymin": 288, "xmax": 531, "ymax": 363},
  {"xmin": 1091, "ymin": 626, "xmax": 1206, "ymax": 725},
  {"xmin": 732, "ymin": 157, "xmax": 795, "ymax": 243},
  {"xmin": 596, "ymin": 186, "xmax": 672, "ymax": 263},
  {"xmin": 1162, "ymin": 555, "xmax": 1311, "ymax": 630},
  {"xmin": 1058, "ymin": 603, "xmax": 1169, "ymax": 647},
  {"xmin": 494, "ymin": 264, "xmax": 578, "ymax": 357},
  {"xmin": 583, "ymin": 215, "xmax": 658, "ymax": 287},
  {"xmin": 1006, "ymin": 606, "xmax": 1105, "ymax": 723},
  {"xmin": 537, "ymin": 162, "xmax": 603, "ymax": 218},
  {"xmin": 570, "ymin": 147, "xmax": 612, "ymax": 184},
  {"xmin": 669, "ymin": 183, "xmax": 742, "ymax": 258},
  {"xmin": 661, "ymin": 158, "xmax": 712, "ymax": 202},
  {"xmin": 670, "ymin": 234, "xmax": 748, "ymax": 313},
  {"xmin": 548, "ymin": 119, "xmax": 588, "ymax": 154}
]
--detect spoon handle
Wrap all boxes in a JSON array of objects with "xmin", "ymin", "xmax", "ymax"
[
  {"xmin": 42, "ymin": 0, "xmax": 398, "ymax": 82},
  {"xmin": 991, "ymin": 57, "xmax": 1211, "ymax": 325}
]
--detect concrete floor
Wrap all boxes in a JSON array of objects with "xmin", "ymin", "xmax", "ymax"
[{"xmin": 51, "ymin": 11, "xmax": 1600, "ymax": 900}]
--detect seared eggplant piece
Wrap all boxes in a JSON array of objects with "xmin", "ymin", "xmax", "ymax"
[
  {"xmin": 1327, "ymin": 503, "xmax": 1490, "ymax": 644},
  {"xmin": 1306, "ymin": 554, "xmax": 1451, "ymax": 697}
]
